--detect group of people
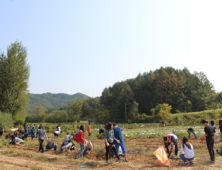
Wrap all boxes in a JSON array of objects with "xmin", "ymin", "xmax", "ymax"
[
  {"xmin": 163, "ymin": 119, "xmax": 219, "ymax": 166},
  {"xmin": 3, "ymin": 119, "xmax": 222, "ymax": 166},
  {"xmin": 104, "ymin": 122, "xmax": 127, "ymax": 163}
]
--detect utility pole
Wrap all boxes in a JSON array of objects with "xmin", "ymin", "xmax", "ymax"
[
  {"xmin": 125, "ymin": 102, "xmax": 127, "ymax": 122},
  {"xmin": 66, "ymin": 106, "xmax": 68, "ymax": 123}
]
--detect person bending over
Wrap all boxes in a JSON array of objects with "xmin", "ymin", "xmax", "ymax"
[
  {"xmin": 187, "ymin": 127, "xmax": 198, "ymax": 139},
  {"xmin": 163, "ymin": 133, "xmax": 178, "ymax": 158}
]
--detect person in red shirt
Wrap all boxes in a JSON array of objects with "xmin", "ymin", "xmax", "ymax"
[
  {"xmin": 74, "ymin": 125, "xmax": 85, "ymax": 159},
  {"xmin": 87, "ymin": 123, "xmax": 92, "ymax": 136}
]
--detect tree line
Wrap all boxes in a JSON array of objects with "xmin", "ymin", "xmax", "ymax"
[{"xmin": 27, "ymin": 66, "xmax": 222, "ymax": 124}]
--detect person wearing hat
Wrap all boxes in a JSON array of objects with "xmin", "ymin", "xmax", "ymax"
[{"xmin": 201, "ymin": 120, "xmax": 215, "ymax": 163}]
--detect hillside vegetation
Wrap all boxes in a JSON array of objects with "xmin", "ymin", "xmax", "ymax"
[{"xmin": 27, "ymin": 92, "xmax": 89, "ymax": 114}]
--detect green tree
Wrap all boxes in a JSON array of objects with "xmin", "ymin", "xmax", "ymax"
[
  {"xmin": 36, "ymin": 105, "xmax": 47, "ymax": 122},
  {"xmin": 70, "ymin": 99, "xmax": 83, "ymax": 121},
  {"xmin": 151, "ymin": 103, "xmax": 172, "ymax": 123},
  {"xmin": 0, "ymin": 42, "xmax": 30, "ymax": 123}
]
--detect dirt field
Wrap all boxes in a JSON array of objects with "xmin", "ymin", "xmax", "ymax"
[{"xmin": 1, "ymin": 132, "xmax": 222, "ymax": 170}]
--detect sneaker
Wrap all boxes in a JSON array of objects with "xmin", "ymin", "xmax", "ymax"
[
  {"xmin": 74, "ymin": 155, "xmax": 79, "ymax": 159},
  {"xmin": 125, "ymin": 158, "xmax": 128, "ymax": 162},
  {"xmin": 183, "ymin": 162, "xmax": 188, "ymax": 166},
  {"xmin": 173, "ymin": 155, "xmax": 177, "ymax": 159},
  {"xmin": 116, "ymin": 159, "xmax": 122, "ymax": 163},
  {"xmin": 209, "ymin": 160, "xmax": 215, "ymax": 163},
  {"xmin": 106, "ymin": 160, "xmax": 111, "ymax": 163}
]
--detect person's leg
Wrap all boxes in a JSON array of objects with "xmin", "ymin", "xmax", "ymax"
[
  {"xmin": 220, "ymin": 132, "xmax": 222, "ymax": 141},
  {"xmin": 212, "ymin": 139, "xmax": 215, "ymax": 161},
  {"xmin": 174, "ymin": 140, "xmax": 178, "ymax": 156},
  {"xmin": 111, "ymin": 145, "xmax": 120, "ymax": 160},
  {"xmin": 188, "ymin": 132, "xmax": 191, "ymax": 138},
  {"xmin": 193, "ymin": 132, "xmax": 198, "ymax": 139},
  {"xmin": 121, "ymin": 143, "xmax": 127, "ymax": 161},
  {"xmin": 105, "ymin": 145, "xmax": 110, "ymax": 161},
  {"xmin": 206, "ymin": 139, "xmax": 214, "ymax": 161},
  {"xmin": 179, "ymin": 154, "xmax": 187, "ymax": 164},
  {"xmin": 79, "ymin": 143, "xmax": 85, "ymax": 157},
  {"xmin": 114, "ymin": 143, "xmax": 120, "ymax": 155},
  {"xmin": 54, "ymin": 145, "xmax": 57, "ymax": 151},
  {"xmin": 39, "ymin": 140, "xmax": 44, "ymax": 152},
  {"xmin": 186, "ymin": 157, "xmax": 194, "ymax": 164}
]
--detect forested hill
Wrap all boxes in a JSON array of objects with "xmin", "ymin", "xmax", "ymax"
[{"xmin": 27, "ymin": 92, "xmax": 89, "ymax": 114}]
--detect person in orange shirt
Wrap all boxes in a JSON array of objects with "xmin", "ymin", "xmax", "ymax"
[{"xmin": 87, "ymin": 123, "xmax": 92, "ymax": 136}]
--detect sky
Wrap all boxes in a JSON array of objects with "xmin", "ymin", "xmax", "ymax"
[{"xmin": 1, "ymin": 0, "xmax": 222, "ymax": 97}]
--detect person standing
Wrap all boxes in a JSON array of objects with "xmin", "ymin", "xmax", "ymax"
[
  {"xmin": 38, "ymin": 126, "xmax": 47, "ymax": 153},
  {"xmin": 104, "ymin": 122, "xmax": 122, "ymax": 163},
  {"xmin": 218, "ymin": 120, "xmax": 222, "ymax": 142},
  {"xmin": 74, "ymin": 125, "xmax": 85, "ymax": 159},
  {"xmin": 113, "ymin": 123, "xmax": 128, "ymax": 161},
  {"xmin": 87, "ymin": 123, "xmax": 92, "ymax": 136},
  {"xmin": 179, "ymin": 137, "xmax": 195, "ymax": 165},
  {"xmin": 201, "ymin": 120, "xmax": 215, "ymax": 163}
]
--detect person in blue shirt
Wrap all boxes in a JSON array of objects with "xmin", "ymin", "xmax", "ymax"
[
  {"xmin": 113, "ymin": 123, "xmax": 128, "ymax": 161},
  {"xmin": 38, "ymin": 126, "xmax": 47, "ymax": 153},
  {"xmin": 30, "ymin": 126, "xmax": 36, "ymax": 140}
]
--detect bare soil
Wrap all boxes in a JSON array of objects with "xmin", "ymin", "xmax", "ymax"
[{"xmin": 1, "ymin": 133, "xmax": 222, "ymax": 170}]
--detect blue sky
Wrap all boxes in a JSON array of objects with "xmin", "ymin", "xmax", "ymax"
[{"xmin": 1, "ymin": 0, "xmax": 222, "ymax": 97}]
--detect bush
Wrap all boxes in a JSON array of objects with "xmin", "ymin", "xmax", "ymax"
[{"xmin": 0, "ymin": 112, "xmax": 13, "ymax": 130}]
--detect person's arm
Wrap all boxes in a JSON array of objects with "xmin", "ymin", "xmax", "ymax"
[
  {"xmin": 91, "ymin": 142, "xmax": 93, "ymax": 151},
  {"xmin": 44, "ymin": 131, "xmax": 48, "ymax": 139},
  {"xmin": 114, "ymin": 137, "xmax": 120, "ymax": 143},
  {"xmin": 201, "ymin": 130, "xmax": 208, "ymax": 141}
]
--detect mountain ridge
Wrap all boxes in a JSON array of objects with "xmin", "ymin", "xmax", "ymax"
[{"xmin": 27, "ymin": 92, "xmax": 89, "ymax": 114}]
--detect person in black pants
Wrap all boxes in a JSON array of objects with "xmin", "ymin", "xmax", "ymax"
[
  {"xmin": 38, "ymin": 126, "xmax": 47, "ymax": 153},
  {"xmin": 201, "ymin": 120, "xmax": 215, "ymax": 163}
]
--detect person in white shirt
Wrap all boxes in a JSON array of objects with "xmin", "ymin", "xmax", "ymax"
[
  {"xmin": 11, "ymin": 136, "xmax": 24, "ymax": 145},
  {"xmin": 179, "ymin": 137, "xmax": 195, "ymax": 165},
  {"xmin": 64, "ymin": 132, "xmax": 70, "ymax": 141},
  {"xmin": 84, "ymin": 140, "xmax": 93, "ymax": 154}
]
